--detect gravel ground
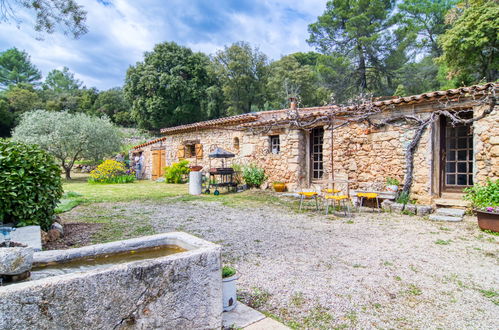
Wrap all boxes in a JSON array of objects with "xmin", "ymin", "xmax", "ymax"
[{"xmin": 65, "ymin": 199, "xmax": 498, "ymax": 329}]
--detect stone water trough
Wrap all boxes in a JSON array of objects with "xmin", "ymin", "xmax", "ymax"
[{"xmin": 0, "ymin": 232, "xmax": 222, "ymax": 329}]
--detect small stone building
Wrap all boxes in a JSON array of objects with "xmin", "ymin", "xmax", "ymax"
[{"xmin": 132, "ymin": 83, "xmax": 498, "ymax": 207}]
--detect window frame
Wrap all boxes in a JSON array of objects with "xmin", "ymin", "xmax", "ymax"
[{"xmin": 269, "ymin": 135, "xmax": 280, "ymax": 154}]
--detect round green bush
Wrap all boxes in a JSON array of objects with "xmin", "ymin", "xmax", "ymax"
[
  {"xmin": 0, "ymin": 140, "xmax": 63, "ymax": 230},
  {"xmin": 242, "ymin": 164, "xmax": 267, "ymax": 188}
]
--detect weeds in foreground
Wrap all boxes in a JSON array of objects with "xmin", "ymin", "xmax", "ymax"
[
  {"xmin": 435, "ymin": 239, "xmax": 451, "ymax": 245},
  {"xmin": 239, "ymin": 287, "xmax": 271, "ymax": 309}
]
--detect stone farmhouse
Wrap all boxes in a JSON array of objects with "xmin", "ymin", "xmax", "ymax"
[{"xmin": 132, "ymin": 83, "xmax": 498, "ymax": 207}]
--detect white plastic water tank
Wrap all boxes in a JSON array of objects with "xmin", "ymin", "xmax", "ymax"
[{"xmin": 189, "ymin": 171, "xmax": 202, "ymax": 195}]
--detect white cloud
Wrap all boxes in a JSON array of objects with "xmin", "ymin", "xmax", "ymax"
[{"xmin": 0, "ymin": 0, "xmax": 328, "ymax": 89}]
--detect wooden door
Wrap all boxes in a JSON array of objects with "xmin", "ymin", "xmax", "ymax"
[
  {"xmin": 152, "ymin": 150, "xmax": 159, "ymax": 180},
  {"xmin": 441, "ymin": 116, "xmax": 474, "ymax": 192},
  {"xmin": 152, "ymin": 150, "xmax": 166, "ymax": 180}
]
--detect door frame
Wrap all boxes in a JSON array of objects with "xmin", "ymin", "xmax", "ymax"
[{"xmin": 439, "ymin": 114, "xmax": 474, "ymax": 193}]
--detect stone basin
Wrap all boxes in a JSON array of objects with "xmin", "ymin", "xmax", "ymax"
[
  {"xmin": 0, "ymin": 232, "xmax": 222, "ymax": 330},
  {"xmin": 0, "ymin": 245, "xmax": 34, "ymax": 276}
]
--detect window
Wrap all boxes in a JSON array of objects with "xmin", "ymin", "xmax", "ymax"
[
  {"xmin": 311, "ymin": 127, "xmax": 324, "ymax": 180},
  {"xmin": 234, "ymin": 137, "xmax": 240, "ymax": 151},
  {"xmin": 185, "ymin": 144, "xmax": 196, "ymax": 158},
  {"xmin": 270, "ymin": 135, "xmax": 280, "ymax": 154}
]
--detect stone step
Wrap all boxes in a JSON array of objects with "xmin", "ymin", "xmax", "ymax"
[
  {"xmin": 434, "ymin": 198, "xmax": 469, "ymax": 208},
  {"xmin": 428, "ymin": 214, "xmax": 463, "ymax": 222},
  {"xmin": 435, "ymin": 208, "xmax": 466, "ymax": 217}
]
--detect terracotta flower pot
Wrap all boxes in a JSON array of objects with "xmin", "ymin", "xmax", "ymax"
[
  {"xmin": 189, "ymin": 165, "xmax": 203, "ymax": 172},
  {"xmin": 475, "ymin": 209, "xmax": 499, "ymax": 232},
  {"xmin": 273, "ymin": 182, "xmax": 286, "ymax": 192}
]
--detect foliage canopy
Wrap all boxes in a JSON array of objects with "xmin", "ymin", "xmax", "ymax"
[
  {"xmin": 12, "ymin": 110, "xmax": 122, "ymax": 179},
  {"xmin": 0, "ymin": 139, "xmax": 63, "ymax": 230}
]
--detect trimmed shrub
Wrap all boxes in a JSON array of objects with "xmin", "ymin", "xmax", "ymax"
[
  {"xmin": 164, "ymin": 160, "xmax": 190, "ymax": 183},
  {"xmin": 0, "ymin": 139, "xmax": 63, "ymax": 230},
  {"xmin": 243, "ymin": 164, "xmax": 267, "ymax": 188},
  {"xmin": 88, "ymin": 160, "xmax": 135, "ymax": 184}
]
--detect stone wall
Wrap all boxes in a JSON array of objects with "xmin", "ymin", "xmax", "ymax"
[
  {"xmin": 135, "ymin": 126, "xmax": 308, "ymax": 190},
  {"xmin": 328, "ymin": 114, "xmax": 433, "ymax": 204},
  {"xmin": 134, "ymin": 102, "xmax": 498, "ymax": 204},
  {"xmin": 473, "ymin": 105, "xmax": 499, "ymax": 183}
]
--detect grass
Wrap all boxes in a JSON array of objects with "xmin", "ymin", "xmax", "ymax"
[
  {"xmin": 435, "ymin": 239, "xmax": 451, "ymax": 245},
  {"xmin": 63, "ymin": 173, "xmax": 188, "ymax": 203},
  {"xmin": 62, "ymin": 173, "xmax": 301, "ymax": 213}
]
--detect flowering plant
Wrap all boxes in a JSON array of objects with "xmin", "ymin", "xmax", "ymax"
[
  {"xmin": 484, "ymin": 206, "xmax": 499, "ymax": 213},
  {"xmin": 463, "ymin": 180, "xmax": 499, "ymax": 213},
  {"xmin": 89, "ymin": 160, "xmax": 136, "ymax": 184}
]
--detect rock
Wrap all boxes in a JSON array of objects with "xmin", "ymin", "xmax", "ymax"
[
  {"xmin": 390, "ymin": 203, "xmax": 405, "ymax": 213},
  {"xmin": 51, "ymin": 222, "xmax": 64, "ymax": 236},
  {"xmin": 0, "ymin": 246, "xmax": 34, "ymax": 275},
  {"xmin": 47, "ymin": 229, "xmax": 62, "ymax": 242},
  {"xmin": 41, "ymin": 230, "xmax": 49, "ymax": 244},
  {"xmin": 404, "ymin": 204, "xmax": 417, "ymax": 214},
  {"xmin": 381, "ymin": 200, "xmax": 393, "ymax": 211},
  {"xmin": 416, "ymin": 205, "xmax": 433, "ymax": 216}
]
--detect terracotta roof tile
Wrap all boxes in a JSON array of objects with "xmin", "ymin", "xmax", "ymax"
[
  {"xmin": 132, "ymin": 137, "xmax": 166, "ymax": 149},
  {"xmin": 132, "ymin": 83, "xmax": 496, "ymax": 148},
  {"xmin": 159, "ymin": 113, "xmax": 258, "ymax": 135}
]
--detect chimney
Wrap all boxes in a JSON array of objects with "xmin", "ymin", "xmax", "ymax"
[{"xmin": 289, "ymin": 97, "xmax": 297, "ymax": 110}]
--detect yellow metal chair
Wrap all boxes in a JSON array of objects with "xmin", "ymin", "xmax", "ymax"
[
  {"xmin": 357, "ymin": 192, "xmax": 381, "ymax": 213},
  {"xmin": 324, "ymin": 194, "xmax": 351, "ymax": 216},
  {"xmin": 298, "ymin": 191, "xmax": 319, "ymax": 211}
]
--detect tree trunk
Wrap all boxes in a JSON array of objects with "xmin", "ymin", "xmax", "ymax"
[
  {"xmin": 64, "ymin": 167, "xmax": 72, "ymax": 180},
  {"xmin": 402, "ymin": 121, "xmax": 431, "ymax": 195},
  {"xmin": 358, "ymin": 51, "xmax": 367, "ymax": 91}
]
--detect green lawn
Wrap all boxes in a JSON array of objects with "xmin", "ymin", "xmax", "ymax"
[
  {"xmin": 60, "ymin": 173, "xmax": 296, "ymax": 211},
  {"xmin": 62, "ymin": 173, "xmax": 188, "ymax": 203}
]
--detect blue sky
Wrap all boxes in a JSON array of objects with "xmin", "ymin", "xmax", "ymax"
[{"xmin": 0, "ymin": 0, "xmax": 326, "ymax": 90}]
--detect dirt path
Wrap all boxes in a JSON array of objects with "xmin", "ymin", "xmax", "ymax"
[{"xmin": 61, "ymin": 200, "xmax": 498, "ymax": 329}]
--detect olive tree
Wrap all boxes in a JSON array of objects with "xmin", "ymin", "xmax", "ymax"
[{"xmin": 12, "ymin": 110, "xmax": 121, "ymax": 179}]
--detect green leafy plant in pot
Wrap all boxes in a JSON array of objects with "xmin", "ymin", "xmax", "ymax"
[
  {"xmin": 222, "ymin": 266, "xmax": 238, "ymax": 312},
  {"xmin": 464, "ymin": 180, "xmax": 499, "ymax": 232},
  {"xmin": 386, "ymin": 177, "xmax": 400, "ymax": 192}
]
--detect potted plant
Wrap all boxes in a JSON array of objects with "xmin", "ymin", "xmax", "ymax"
[
  {"xmin": 273, "ymin": 181, "xmax": 286, "ymax": 192},
  {"xmin": 189, "ymin": 165, "xmax": 203, "ymax": 172},
  {"xmin": 464, "ymin": 180, "xmax": 499, "ymax": 232},
  {"xmin": 386, "ymin": 177, "xmax": 400, "ymax": 192},
  {"xmin": 222, "ymin": 266, "xmax": 238, "ymax": 312}
]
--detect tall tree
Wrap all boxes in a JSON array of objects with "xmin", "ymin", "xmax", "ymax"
[
  {"xmin": 308, "ymin": 0, "xmax": 400, "ymax": 93},
  {"xmin": 266, "ymin": 54, "xmax": 328, "ymax": 108},
  {"xmin": 93, "ymin": 87, "xmax": 134, "ymax": 126},
  {"xmin": 12, "ymin": 110, "xmax": 121, "ymax": 179},
  {"xmin": 0, "ymin": 48, "xmax": 41, "ymax": 89},
  {"xmin": 43, "ymin": 66, "xmax": 83, "ymax": 92},
  {"xmin": 315, "ymin": 53, "xmax": 356, "ymax": 104},
  {"xmin": 0, "ymin": 0, "xmax": 88, "ymax": 38},
  {"xmin": 212, "ymin": 41, "xmax": 269, "ymax": 115},
  {"xmin": 124, "ymin": 42, "xmax": 213, "ymax": 130},
  {"xmin": 398, "ymin": 0, "xmax": 458, "ymax": 57},
  {"xmin": 438, "ymin": 0, "xmax": 499, "ymax": 83}
]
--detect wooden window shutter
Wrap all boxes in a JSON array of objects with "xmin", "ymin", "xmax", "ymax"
[
  {"xmin": 159, "ymin": 150, "xmax": 166, "ymax": 176},
  {"xmin": 195, "ymin": 144, "xmax": 203, "ymax": 159},
  {"xmin": 177, "ymin": 145, "xmax": 185, "ymax": 159},
  {"xmin": 152, "ymin": 150, "xmax": 159, "ymax": 180}
]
